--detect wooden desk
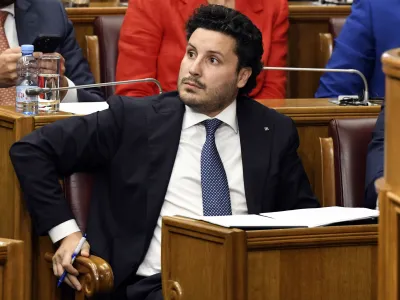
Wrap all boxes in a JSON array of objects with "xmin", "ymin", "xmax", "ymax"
[
  {"xmin": 66, "ymin": 2, "xmax": 351, "ymax": 99},
  {"xmin": 162, "ymin": 216, "xmax": 378, "ymax": 300},
  {"xmin": 0, "ymin": 238, "xmax": 24, "ymax": 300}
]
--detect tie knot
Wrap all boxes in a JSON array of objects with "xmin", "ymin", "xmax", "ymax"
[
  {"xmin": 203, "ymin": 119, "xmax": 222, "ymax": 136},
  {"xmin": 0, "ymin": 11, "xmax": 8, "ymax": 27}
]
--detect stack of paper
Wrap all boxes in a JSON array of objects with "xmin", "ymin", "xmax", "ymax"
[
  {"xmin": 193, "ymin": 207, "xmax": 379, "ymax": 229},
  {"xmin": 59, "ymin": 102, "xmax": 109, "ymax": 115}
]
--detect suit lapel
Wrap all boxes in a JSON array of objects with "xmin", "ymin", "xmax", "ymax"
[
  {"xmin": 145, "ymin": 93, "xmax": 185, "ymax": 241},
  {"xmin": 15, "ymin": 0, "xmax": 39, "ymax": 45},
  {"xmin": 237, "ymin": 97, "xmax": 273, "ymax": 214}
]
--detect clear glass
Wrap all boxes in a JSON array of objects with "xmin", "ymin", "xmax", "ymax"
[
  {"xmin": 38, "ymin": 54, "xmax": 61, "ymax": 113},
  {"xmin": 16, "ymin": 54, "xmax": 38, "ymax": 115}
]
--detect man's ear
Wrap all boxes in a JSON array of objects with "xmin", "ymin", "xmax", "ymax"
[{"xmin": 237, "ymin": 67, "xmax": 252, "ymax": 89}]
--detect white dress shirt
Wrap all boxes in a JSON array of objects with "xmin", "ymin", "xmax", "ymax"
[
  {"xmin": 137, "ymin": 100, "xmax": 247, "ymax": 276},
  {"xmin": 48, "ymin": 100, "xmax": 247, "ymax": 277},
  {"xmin": 0, "ymin": 4, "xmax": 78, "ymax": 103}
]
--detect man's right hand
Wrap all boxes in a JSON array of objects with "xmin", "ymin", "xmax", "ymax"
[
  {"xmin": 0, "ymin": 48, "xmax": 21, "ymax": 88},
  {"xmin": 52, "ymin": 231, "xmax": 90, "ymax": 290}
]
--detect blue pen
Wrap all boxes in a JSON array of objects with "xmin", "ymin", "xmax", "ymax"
[{"xmin": 57, "ymin": 233, "xmax": 87, "ymax": 288}]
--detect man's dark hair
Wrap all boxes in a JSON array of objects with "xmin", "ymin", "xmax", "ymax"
[{"xmin": 185, "ymin": 4, "xmax": 264, "ymax": 96}]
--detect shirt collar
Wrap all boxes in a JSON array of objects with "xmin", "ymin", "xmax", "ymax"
[
  {"xmin": 182, "ymin": 100, "xmax": 238, "ymax": 133},
  {"xmin": 0, "ymin": 4, "xmax": 15, "ymax": 17}
]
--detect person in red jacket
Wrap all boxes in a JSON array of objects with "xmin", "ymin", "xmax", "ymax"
[{"xmin": 116, "ymin": 0, "xmax": 288, "ymax": 99}]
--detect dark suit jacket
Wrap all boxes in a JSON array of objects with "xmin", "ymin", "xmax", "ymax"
[
  {"xmin": 15, "ymin": 0, "xmax": 103, "ymax": 102},
  {"xmin": 9, "ymin": 92, "xmax": 319, "ymax": 288},
  {"xmin": 365, "ymin": 105, "xmax": 384, "ymax": 208}
]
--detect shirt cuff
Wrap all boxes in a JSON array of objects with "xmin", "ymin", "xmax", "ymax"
[
  {"xmin": 61, "ymin": 77, "xmax": 78, "ymax": 103},
  {"xmin": 48, "ymin": 219, "xmax": 81, "ymax": 243}
]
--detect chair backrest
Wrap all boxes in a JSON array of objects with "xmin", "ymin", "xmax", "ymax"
[
  {"xmin": 328, "ymin": 118, "xmax": 377, "ymax": 207},
  {"xmin": 318, "ymin": 18, "xmax": 347, "ymax": 67},
  {"xmin": 328, "ymin": 18, "xmax": 346, "ymax": 40},
  {"xmin": 94, "ymin": 15, "xmax": 125, "ymax": 99},
  {"xmin": 64, "ymin": 173, "xmax": 94, "ymax": 233}
]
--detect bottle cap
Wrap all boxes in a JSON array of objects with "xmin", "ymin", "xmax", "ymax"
[{"xmin": 21, "ymin": 44, "xmax": 34, "ymax": 54}]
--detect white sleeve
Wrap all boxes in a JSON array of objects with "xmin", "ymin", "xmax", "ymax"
[
  {"xmin": 48, "ymin": 219, "xmax": 81, "ymax": 243},
  {"xmin": 60, "ymin": 77, "xmax": 78, "ymax": 103}
]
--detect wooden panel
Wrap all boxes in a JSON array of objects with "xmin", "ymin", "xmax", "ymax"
[
  {"xmin": 0, "ymin": 238, "xmax": 25, "ymax": 300},
  {"xmin": 162, "ymin": 217, "xmax": 247, "ymax": 300},
  {"xmin": 248, "ymin": 246, "xmax": 376, "ymax": 300},
  {"xmin": 378, "ymin": 48, "xmax": 400, "ymax": 300},
  {"xmin": 247, "ymin": 225, "xmax": 377, "ymax": 300},
  {"xmin": 0, "ymin": 108, "xmax": 33, "ymax": 300},
  {"xmin": 162, "ymin": 216, "xmax": 378, "ymax": 300}
]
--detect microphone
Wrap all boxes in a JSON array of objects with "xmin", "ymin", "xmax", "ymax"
[
  {"xmin": 263, "ymin": 66, "xmax": 369, "ymax": 104},
  {"xmin": 25, "ymin": 78, "xmax": 163, "ymax": 96}
]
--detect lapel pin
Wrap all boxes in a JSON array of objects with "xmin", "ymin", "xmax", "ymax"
[{"xmin": 264, "ymin": 127, "xmax": 269, "ymax": 131}]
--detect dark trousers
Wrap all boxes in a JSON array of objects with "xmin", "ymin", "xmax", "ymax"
[{"xmin": 111, "ymin": 273, "xmax": 162, "ymax": 300}]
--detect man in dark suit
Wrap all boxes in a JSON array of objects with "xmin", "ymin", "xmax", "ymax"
[
  {"xmin": 10, "ymin": 5, "xmax": 319, "ymax": 300},
  {"xmin": 0, "ymin": 0, "xmax": 103, "ymax": 103},
  {"xmin": 365, "ymin": 105, "xmax": 384, "ymax": 209}
]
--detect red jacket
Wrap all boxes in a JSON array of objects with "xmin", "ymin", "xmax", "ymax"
[{"xmin": 116, "ymin": 0, "xmax": 288, "ymax": 99}]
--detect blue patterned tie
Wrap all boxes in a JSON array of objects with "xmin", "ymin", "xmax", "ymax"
[{"xmin": 201, "ymin": 119, "xmax": 232, "ymax": 216}]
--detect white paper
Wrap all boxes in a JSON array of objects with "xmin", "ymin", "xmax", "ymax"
[
  {"xmin": 59, "ymin": 102, "xmax": 109, "ymax": 115},
  {"xmin": 195, "ymin": 214, "xmax": 305, "ymax": 229},
  {"xmin": 261, "ymin": 206, "xmax": 379, "ymax": 228},
  {"xmin": 190, "ymin": 207, "xmax": 378, "ymax": 229}
]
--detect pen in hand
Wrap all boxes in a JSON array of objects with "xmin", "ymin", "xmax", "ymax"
[{"xmin": 57, "ymin": 233, "xmax": 87, "ymax": 288}]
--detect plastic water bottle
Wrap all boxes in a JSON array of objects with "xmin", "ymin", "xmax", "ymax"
[{"xmin": 15, "ymin": 45, "xmax": 38, "ymax": 115}]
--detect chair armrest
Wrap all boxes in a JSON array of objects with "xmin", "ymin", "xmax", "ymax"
[
  {"xmin": 320, "ymin": 137, "xmax": 336, "ymax": 206},
  {"xmin": 44, "ymin": 252, "xmax": 113, "ymax": 297},
  {"xmin": 319, "ymin": 33, "xmax": 333, "ymax": 68},
  {"xmin": 85, "ymin": 35, "xmax": 101, "ymax": 84}
]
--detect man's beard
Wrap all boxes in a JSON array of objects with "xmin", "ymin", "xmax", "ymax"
[
  {"xmin": 0, "ymin": 0, "xmax": 15, "ymax": 8},
  {"xmin": 179, "ymin": 77, "xmax": 238, "ymax": 116}
]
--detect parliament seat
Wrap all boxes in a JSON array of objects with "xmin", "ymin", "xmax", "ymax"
[
  {"xmin": 320, "ymin": 118, "xmax": 377, "ymax": 207},
  {"xmin": 86, "ymin": 15, "xmax": 124, "ymax": 99},
  {"xmin": 319, "ymin": 18, "xmax": 346, "ymax": 67}
]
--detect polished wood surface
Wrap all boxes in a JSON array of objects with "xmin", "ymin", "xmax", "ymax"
[
  {"xmin": 378, "ymin": 48, "xmax": 400, "ymax": 299},
  {"xmin": 162, "ymin": 216, "xmax": 377, "ymax": 300},
  {"xmin": 319, "ymin": 137, "xmax": 335, "ymax": 206},
  {"xmin": 0, "ymin": 238, "xmax": 24, "ymax": 300},
  {"xmin": 66, "ymin": 2, "xmax": 351, "ymax": 98},
  {"xmin": 40, "ymin": 252, "xmax": 114, "ymax": 299}
]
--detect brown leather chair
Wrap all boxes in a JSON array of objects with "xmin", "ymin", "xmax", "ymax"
[
  {"xmin": 319, "ymin": 18, "xmax": 347, "ymax": 67},
  {"xmin": 86, "ymin": 15, "xmax": 125, "ymax": 99},
  {"xmin": 320, "ymin": 118, "xmax": 377, "ymax": 207},
  {"xmin": 64, "ymin": 173, "xmax": 94, "ymax": 233},
  {"xmin": 43, "ymin": 173, "xmax": 113, "ymax": 299}
]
